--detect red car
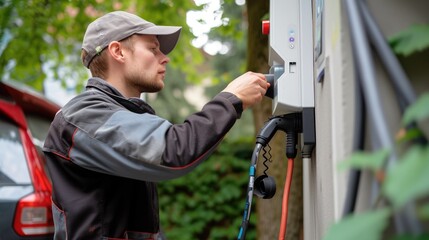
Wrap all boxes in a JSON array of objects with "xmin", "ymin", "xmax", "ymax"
[{"xmin": 0, "ymin": 80, "xmax": 60, "ymax": 239}]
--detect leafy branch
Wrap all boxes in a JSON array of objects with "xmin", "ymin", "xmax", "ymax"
[
  {"xmin": 389, "ymin": 25, "xmax": 429, "ymax": 57},
  {"xmin": 324, "ymin": 92, "xmax": 429, "ymax": 240}
]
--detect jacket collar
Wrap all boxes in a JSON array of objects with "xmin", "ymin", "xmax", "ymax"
[
  {"xmin": 86, "ymin": 77, "xmax": 123, "ymax": 96},
  {"xmin": 85, "ymin": 77, "xmax": 156, "ymax": 114}
]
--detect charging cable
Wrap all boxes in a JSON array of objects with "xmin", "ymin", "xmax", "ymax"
[
  {"xmin": 237, "ymin": 142, "xmax": 263, "ymax": 240},
  {"xmin": 278, "ymin": 157, "xmax": 294, "ymax": 240},
  {"xmin": 279, "ymin": 123, "xmax": 299, "ymax": 240},
  {"xmin": 237, "ymin": 114, "xmax": 301, "ymax": 240}
]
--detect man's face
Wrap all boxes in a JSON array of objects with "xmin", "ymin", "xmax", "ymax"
[{"xmin": 123, "ymin": 35, "xmax": 170, "ymax": 93}]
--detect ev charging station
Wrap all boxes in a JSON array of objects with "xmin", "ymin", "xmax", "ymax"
[
  {"xmin": 263, "ymin": 0, "xmax": 316, "ymax": 156},
  {"xmin": 266, "ymin": 0, "xmax": 315, "ymax": 116},
  {"xmin": 237, "ymin": 0, "xmax": 316, "ymax": 239},
  {"xmin": 270, "ymin": 0, "xmax": 315, "ymax": 153},
  {"xmin": 265, "ymin": 0, "xmax": 317, "ymax": 238}
]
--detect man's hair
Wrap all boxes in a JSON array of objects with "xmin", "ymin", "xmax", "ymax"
[{"xmin": 81, "ymin": 36, "xmax": 135, "ymax": 79}]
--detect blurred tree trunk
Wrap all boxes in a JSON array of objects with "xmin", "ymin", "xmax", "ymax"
[{"xmin": 246, "ymin": 1, "xmax": 303, "ymax": 239}]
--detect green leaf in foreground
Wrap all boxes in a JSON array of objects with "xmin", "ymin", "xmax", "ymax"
[
  {"xmin": 402, "ymin": 93, "xmax": 429, "ymax": 126},
  {"xmin": 397, "ymin": 127, "xmax": 425, "ymax": 143},
  {"xmin": 323, "ymin": 208, "xmax": 391, "ymax": 240},
  {"xmin": 337, "ymin": 149, "xmax": 389, "ymax": 171},
  {"xmin": 389, "ymin": 24, "xmax": 429, "ymax": 56},
  {"xmin": 390, "ymin": 234, "xmax": 429, "ymax": 240},
  {"xmin": 383, "ymin": 146, "xmax": 429, "ymax": 208},
  {"xmin": 417, "ymin": 203, "xmax": 429, "ymax": 220}
]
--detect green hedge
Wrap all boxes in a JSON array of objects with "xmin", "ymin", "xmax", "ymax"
[{"xmin": 158, "ymin": 137, "xmax": 257, "ymax": 240}]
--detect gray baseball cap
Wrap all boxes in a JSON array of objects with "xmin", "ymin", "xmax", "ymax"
[{"xmin": 82, "ymin": 11, "xmax": 182, "ymax": 68}]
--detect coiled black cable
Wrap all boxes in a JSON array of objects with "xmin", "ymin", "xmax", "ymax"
[{"xmin": 262, "ymin": 144, "xmax": 272, "ymax": 176}]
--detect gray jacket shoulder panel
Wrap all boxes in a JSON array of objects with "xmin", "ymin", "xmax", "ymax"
[
  {"xmin": 70, "ymin": 129, "xmax": 200, "ymax": 181},
  {"xmin": 94, "ymin": 110, "xmax": 171, "ymax": 165},
  {"xmin": 61, "ymin": 89, "xmax": 123, "ymax": 135}
]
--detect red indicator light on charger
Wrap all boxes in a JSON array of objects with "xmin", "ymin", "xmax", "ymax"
[{"xmin": 262, "ymin": 20, "xmax": 270, "ymax": 35}]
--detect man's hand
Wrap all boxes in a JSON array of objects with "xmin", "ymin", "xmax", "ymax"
[{"xmin": 222, "ymin": 71, "xmax": 270, "ymax": 109}]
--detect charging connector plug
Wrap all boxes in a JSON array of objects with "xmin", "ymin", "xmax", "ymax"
[
  {"xmin": 264, "ymin": 74, "xmax": 275, "ymax": 99},
  {"xmin": 256, "ymin": 113, "xmax": 302, "ymax": 148}
]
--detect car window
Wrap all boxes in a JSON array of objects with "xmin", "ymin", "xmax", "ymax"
[
  {"xmin": 0, "ymin": 116, "xmax": 32, "ymax": 185},
  {"xmin": 25, "ymin": 114, "xmax": 52, "ymax": 147}
]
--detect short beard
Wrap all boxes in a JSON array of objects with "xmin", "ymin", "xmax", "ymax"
[
  {"xmin": 141, "ymin": 83, "xmax": 163, "ymax": 93},
  {"xmin": 126, "ymin": 74, "xmax": 164, "ymax": 93}
]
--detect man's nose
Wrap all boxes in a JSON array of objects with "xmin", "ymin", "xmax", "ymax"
[{"xmin": 160, "ymin": 53, "xmax": 170, "ymax": 65}]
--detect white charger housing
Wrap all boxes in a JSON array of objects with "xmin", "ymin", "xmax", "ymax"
[{"xmin": 268, "ymin": 0, "xmax": 315, "ymax": 115}]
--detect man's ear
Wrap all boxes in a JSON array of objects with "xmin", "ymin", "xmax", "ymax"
[{"xmin": 107, "ymin": 41, "xmax": 125, "ymax": 64}]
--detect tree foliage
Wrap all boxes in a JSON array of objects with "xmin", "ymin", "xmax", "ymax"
[
  {"xmin": 158, "ymin": 138, "xmax": 257, "ymax": 240},
  {"xmin": 1, "ymin": 0, "xmax": 260, "ymax": 238},
  {"xmin": 0, "ymin": 0, "xmax": 204, "ymax": 91}
]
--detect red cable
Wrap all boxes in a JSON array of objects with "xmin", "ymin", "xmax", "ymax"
[{"xmin": 278, "ymin": 157, "xmax": 294, "ymax": 240}]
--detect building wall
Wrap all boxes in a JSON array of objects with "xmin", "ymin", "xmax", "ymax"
[
  {"xmin": 304, "ymin": 0, "xmax": 354, "ymax": 238},
  {"xmin": 304, "ymin": 0, "xmax": 429, "ymax": 239}
]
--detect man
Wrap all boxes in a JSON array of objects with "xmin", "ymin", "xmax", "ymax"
[{"xmin": 43, "ymin": 11, "xmax": 269, "ymax": 239}]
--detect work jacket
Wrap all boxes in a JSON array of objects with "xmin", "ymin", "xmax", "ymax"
[{"xmin": 43, "ymin": 77, "xmax": 243, "ymax": 239}]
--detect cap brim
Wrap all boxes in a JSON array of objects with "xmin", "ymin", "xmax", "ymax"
[{"xmin": 137, "ymin": 26, "xmax": 182, "ymax": 55}]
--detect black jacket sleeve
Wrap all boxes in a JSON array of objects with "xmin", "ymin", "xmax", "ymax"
[{"xmin": 162, "ymin": 92, "xmax": 243, "ymax": 167}]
